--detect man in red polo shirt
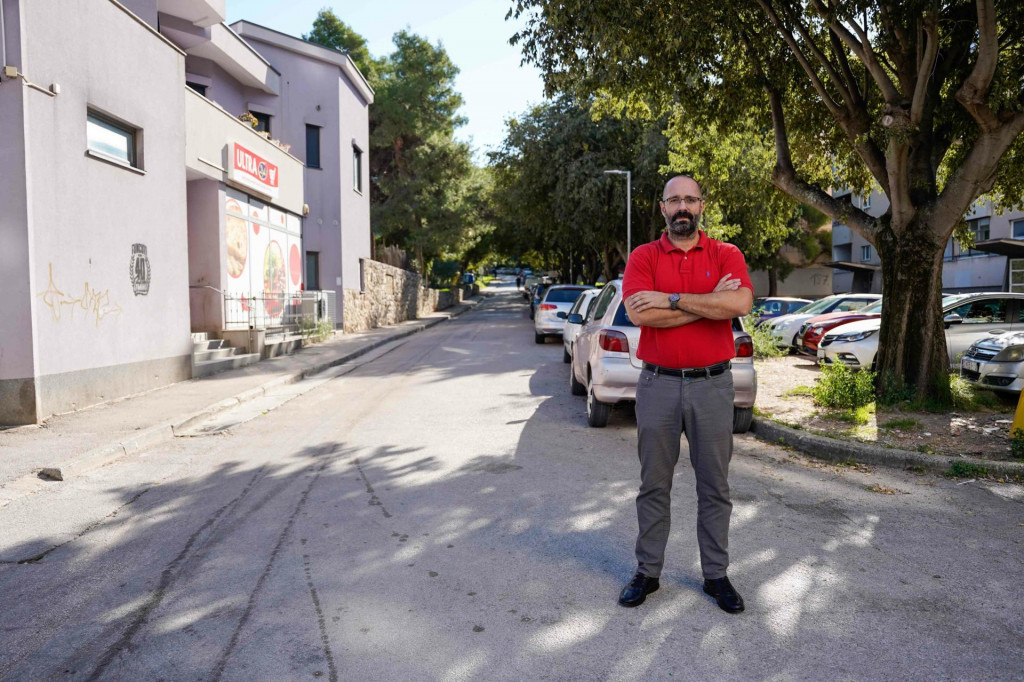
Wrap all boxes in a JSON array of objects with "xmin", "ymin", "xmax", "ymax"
[{"xmin": 618, "ymin": 174, "xmax": 753, "ymax": 614}]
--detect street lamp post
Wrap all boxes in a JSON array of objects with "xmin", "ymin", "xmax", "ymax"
[{"xmin": 603, "ymin": 169, "xmax": 631, "ymax": 261}]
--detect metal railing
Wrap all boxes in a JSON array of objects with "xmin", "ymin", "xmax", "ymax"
[{"xmin": 223, "ymin": 290, "xmax": 336, "ymax": 335}]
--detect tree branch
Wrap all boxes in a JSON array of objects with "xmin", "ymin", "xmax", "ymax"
[
  {"xmin": 776, "ymin": 1, "xmax": 857, "ymax": 111},
  {"xmin": 934, "ymin": 113, "xmax": 1024, "ymax": 233},
  {"xmin": 910, "ymin": 10, "xmax": 939, "ymax": 126},
  {"xmin": 767, "ymin": 88, "xmax": 878, "ymax": 238},
  {"xmin": 755, "ymin": 0, "xmax": 844, "ymax": 118},
  {"xmin": 955, "ymin": 0, "xmax": 1000, "ymax": 132},
  {"xmin": 809, "ymin": 0, "xmax": 904, "ymax": 104}
]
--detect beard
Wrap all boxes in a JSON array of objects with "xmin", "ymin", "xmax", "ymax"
[{"xmin": 666, "ymin": 209, "xmax": 700, "ymax": 238}]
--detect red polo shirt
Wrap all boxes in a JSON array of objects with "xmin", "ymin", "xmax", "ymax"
[{"xmin": 623, "ymin": 231, "xmax": 752, "ymax": 369}]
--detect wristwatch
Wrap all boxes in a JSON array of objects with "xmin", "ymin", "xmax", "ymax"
[{"xmin": 668, "ymin": 293, "xmax": 680, "ymax": 310}]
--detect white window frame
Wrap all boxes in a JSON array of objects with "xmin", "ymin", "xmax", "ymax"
[{"xmin": 860, "ymin": 245, "xmax": 871, "ymax": 262}]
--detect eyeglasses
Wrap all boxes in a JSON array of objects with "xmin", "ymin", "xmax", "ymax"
[{"xmin": 662, "ymin": 195, "xmax": 704, "ymax": 209}]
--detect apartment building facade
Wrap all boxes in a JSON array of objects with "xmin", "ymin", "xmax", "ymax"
[
  {"xmin": 830, "ymin": 188, "xmax": 1024, "ymax": 295},
  {"xmin": 0, "ymin": 0, "xmax": 371, "ymax": 425}
]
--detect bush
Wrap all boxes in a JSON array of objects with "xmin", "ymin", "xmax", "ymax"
[
  {"xmin": 812, "ymin": 362, "xmax": 875, "ymax": 410},
  {"xmin": 743, "ymin": 313, "xmax": 785, "ymax": 358},
  {"xmin": 945, "ymin": 461, "xmax": 988, "ymax": 478}
]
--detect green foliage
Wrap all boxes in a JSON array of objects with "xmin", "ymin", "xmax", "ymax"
[
  {"xmin": 783, "ymin": 385, "xmax": 814, "ymax": 397},
  {"xmin": 744, "ymin": 313, "xmax": 784, "ymax": 358},
  {"xmin": 299, "ymin": 316, "xmax": 333, "ymax": 344},
  {"xmin": 812, "ymin": 363, "xmax": 876, "ymax": 411},
  {"xmin": 367, "ymin": 31, "xmax": 491, "ymax": 274},
  {"xmin": 303, "ymin": 9, "xmax": 377, "ymax": 80},
  {"xmin": 429, "ymin": 259, "xmax": 461, "ymax": 287},
  {"xmin": 829, "ymin": 405, "xmax": 873, "ymax": 425},
  {"xmin": 945, "ymin": 461, "xmax": 988, "ymax": 479},
  {"xmin": 1011, "ymin": 428, "xmax": 1024, "ymax": 460}
]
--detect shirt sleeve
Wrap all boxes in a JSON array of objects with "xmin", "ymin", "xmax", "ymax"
[
  {"xmin": 720, "ymin": 244, "xmax": 754, "ymax": 292},
  {"xmin": 622, "ymin": 244, "xmax": 655, "ymax": 299}
]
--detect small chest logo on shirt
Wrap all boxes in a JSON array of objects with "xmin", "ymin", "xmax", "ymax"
[{"xmin": 706, "ymin": 271, "xmax": 710, "ymax": 277}]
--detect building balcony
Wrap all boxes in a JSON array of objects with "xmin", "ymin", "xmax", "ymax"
[
  {"xmin": 161, "ymin": 17, "xmax": 279, "ymax": 94},
  {"xmin": 157, "ymin": 0, "xmax": 225, "ymax": 27}
]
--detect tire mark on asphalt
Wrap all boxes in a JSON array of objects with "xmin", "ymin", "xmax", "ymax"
[
  {"xmin": 210, "ymin": 457, "xmax": 333, "ymax": 681},
  {"xmin": 354, "ymin": 458, "xmax": 392, "ymax": 518},
  {"xmin": 0, "ymin": 489, "xmax": 149, "ymax": 565},
  {"xmin": 84, "ymin": 466, "xmax": 266, "ymax": 682},
  {"xmin": 302, "ymin": 552, "xmax": 338, "ymax": 682}
]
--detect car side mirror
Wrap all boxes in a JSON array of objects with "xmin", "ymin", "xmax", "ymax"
[
  {"xmin": 556, "ymin": 311, "xmax": 567, "ymax": 319},
  {"xmin": 567, "ymin": 313, "xmax": 583, "ymax": 324},
  {"xmin": 944, "ymin": 313, "xmax": 963, "ymax": 327}
]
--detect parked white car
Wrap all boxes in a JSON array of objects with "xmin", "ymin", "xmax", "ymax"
[
  {"xmin": 765, "ymin": 293, "xmax": 881, "ymax": 350},
  {"xmin": 562, "ymin": 289, "xmax": 599, "ymax": 363},
  {"xmin": 534, "ymin": 285, "xmax": 595, "ymax": 343},
  {"xmin": 819, "ymin": 292, "xmax": 1024, "ymax": 369},
  {"xmin": 567, "ymin": 280, "xmax": 757, "ymax": 431},
  {"xmin": 960, "ymin": 331, "xmax": 1024, "ymax": 398}
]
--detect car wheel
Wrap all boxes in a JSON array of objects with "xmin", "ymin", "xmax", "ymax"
[
  {"xmin": 535, "ymin": 332, "xmax": 545, "ymax": 344},
  {"xmin": 569, "ymin": 359, "xmax": 586, "ymax": 396},
  {"xmin": 563, "ymin": 345, "xmax": 571, "ymax": 363},
  {"xmin": 586, "ymin": 372, "xmax": 611, "ymax": 427},
  {"xmin": 732, "ymin": 406, "xmax": 753, "ymax": 434}
]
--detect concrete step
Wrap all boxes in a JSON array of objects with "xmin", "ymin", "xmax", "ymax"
[
  {"xmin": 193, "ymin": 347, "xmax": 239, "ymax": 363},
  {"xmin": 192, "ymin": 339, "xmax": 226, "ymax": 352},
  {"xmin": 191, "ymin": 353, "xmax": 261, "ymax": 379}
]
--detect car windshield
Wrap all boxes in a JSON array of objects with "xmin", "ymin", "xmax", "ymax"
[
  {"xmin": 545, "ymin": 287, "xmax": 589, "ymax": 303},
  {"xmin": 860, "ymin": 300, "xmax": 883, "ymax": 314},
  {"xmin": 796, "ymin": 297, "xmax": 838, "ymax": 315}
]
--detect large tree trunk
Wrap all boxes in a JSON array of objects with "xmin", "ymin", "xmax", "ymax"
[{"xmin": 873, "ymin": 218, "xmax": 950, "ymax": 405}]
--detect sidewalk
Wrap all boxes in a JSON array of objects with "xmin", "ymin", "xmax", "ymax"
[{"xmin": 0, "ymin": 295, "xmax": 489, "ymax": 503}]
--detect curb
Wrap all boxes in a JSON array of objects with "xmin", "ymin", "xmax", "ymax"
[
  {"xmin": 0, "ymin": 296, "xmax": 487, "ymax": 507},
  {"xmin": 750, "ymin": 417, "xmax": 1024, "ymax": 477}
]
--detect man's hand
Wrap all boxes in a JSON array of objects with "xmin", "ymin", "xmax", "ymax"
[{"xmin": 626, "ymin": 274, "xmax": 741, "ymax": 313}]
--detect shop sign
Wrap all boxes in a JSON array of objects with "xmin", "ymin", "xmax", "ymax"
[{"xmin": 228, "ymin": 143, "xmax": 279, "ymax": 198}]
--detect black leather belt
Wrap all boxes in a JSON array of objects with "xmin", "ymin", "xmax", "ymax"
[{"xmin": 643, "ymin": 360, "xmax": 731, "ymax": 378}]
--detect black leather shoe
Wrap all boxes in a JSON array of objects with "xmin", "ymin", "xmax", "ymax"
[
  {"xmin": 703, "ymin": 576, "xmax": 745, "ymax": 613},
  {"xmin": 618, "ymin": 572, "xmax": 659, "ymax": 607}
]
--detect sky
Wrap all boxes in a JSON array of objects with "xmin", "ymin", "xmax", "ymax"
[{"xmin": 225, "ymin": 0, "xmax": 548, "ymax": 162}]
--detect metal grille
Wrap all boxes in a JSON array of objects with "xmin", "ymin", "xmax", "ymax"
[{"xmin": 964, "ymin": 346, "xmax": 997, "ymax": 361}]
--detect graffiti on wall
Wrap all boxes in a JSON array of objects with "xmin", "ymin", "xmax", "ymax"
[{"xmin": 38, "ymin": 263, "xmax": 123, "ymax": 326}]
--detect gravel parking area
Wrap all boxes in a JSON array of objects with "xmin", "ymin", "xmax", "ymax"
[{"xmin": 754, "ymin": 354, "xmax": 1019, "ymax": 462}]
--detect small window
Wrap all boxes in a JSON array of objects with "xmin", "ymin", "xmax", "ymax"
[
  {"xmin": 305, "ymin": 251, "xmax": 320, "ymax": 290},
  {"xmin": 861, "ymin": 194, "xmax": 871, "ymax": 209},
  {"xmin": 353, "ymin": 145, "xmax": 363, "ymax": 192},
  {"xmin": 306, "ymin": 125, "xmax": 321, "ymax": 169},
  {"xmin": 860, "ymin": 245, "xmax": 871, "ymax": 261},
  {"xmin": 252, "ymin": 112, "xmax": 271, "ymax": 135},
  {"xmin": 87, "ymin": 111, "xmax": 138, "ymax": 167},
  {"xmin": 1013, "ymin": 220, "xmax": 1024, "ymax": 240},
  {"xmin": 186, "ymin": 81, "xmax": 207, "ymax": 97}
]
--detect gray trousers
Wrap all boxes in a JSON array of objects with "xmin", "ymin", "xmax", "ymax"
[{"xmin": 634, "ymin": 366, "xmax": 735, "ymax": 580}]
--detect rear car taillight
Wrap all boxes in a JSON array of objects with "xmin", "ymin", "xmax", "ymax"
[
  {"xmin": 539, "ymin": 304, "xmax": 557, "ymax": 310},
  {"xmin": 599, "ymin": 330, "xmax": 630, "ymax": 353},
  {"xmin": 735, "ymin": 335, "xmax": 754, "ymax": 358}
]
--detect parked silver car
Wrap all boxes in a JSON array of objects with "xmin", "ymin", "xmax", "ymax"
[
  {"xmin": 534, "ymin": 285, "xmax": 596, "ymax": 343},
  {"xmin": 562, "ymin": 289, "xmax": 599, "ymax": 363},
  {"xmin": 960, "ymin": 330, "xmax": 1024, "ymax": 398},
  {"xmin": 567, "ymin": 280, "xmax": 757, "ymax": 431}
]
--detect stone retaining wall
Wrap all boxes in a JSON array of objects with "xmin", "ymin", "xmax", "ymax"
[{"xmin": 341, "ymin": 259, "xmax": 476, "ymax": 333}]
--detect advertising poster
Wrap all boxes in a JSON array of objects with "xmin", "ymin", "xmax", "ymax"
[{"xmin": 222, "ymin": 189, "xmax": 302, "ymax": 329}]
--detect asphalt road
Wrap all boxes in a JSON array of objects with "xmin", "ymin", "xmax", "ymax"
[{"xmin": 1, "ymin": 282, "xmax": 1022, "ymax": 681}]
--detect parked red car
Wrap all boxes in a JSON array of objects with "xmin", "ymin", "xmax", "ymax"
[{"xmin": 797, "ymin": 299, "xmax": 883, "ymax": 356}]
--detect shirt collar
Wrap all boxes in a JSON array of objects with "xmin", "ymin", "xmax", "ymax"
[{"xmin": 659, "ymin": 230, "xmax": 707, "ymax": 253}]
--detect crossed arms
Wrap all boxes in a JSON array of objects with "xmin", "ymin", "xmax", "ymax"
[{"xmin": 624, "ymin": 275, "xmax": 753, "ymax": 329}]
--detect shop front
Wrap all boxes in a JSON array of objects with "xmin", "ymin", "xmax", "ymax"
[{"xmin": 184, "ymin": 89, "xmax": 306, "ymax": 343}]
